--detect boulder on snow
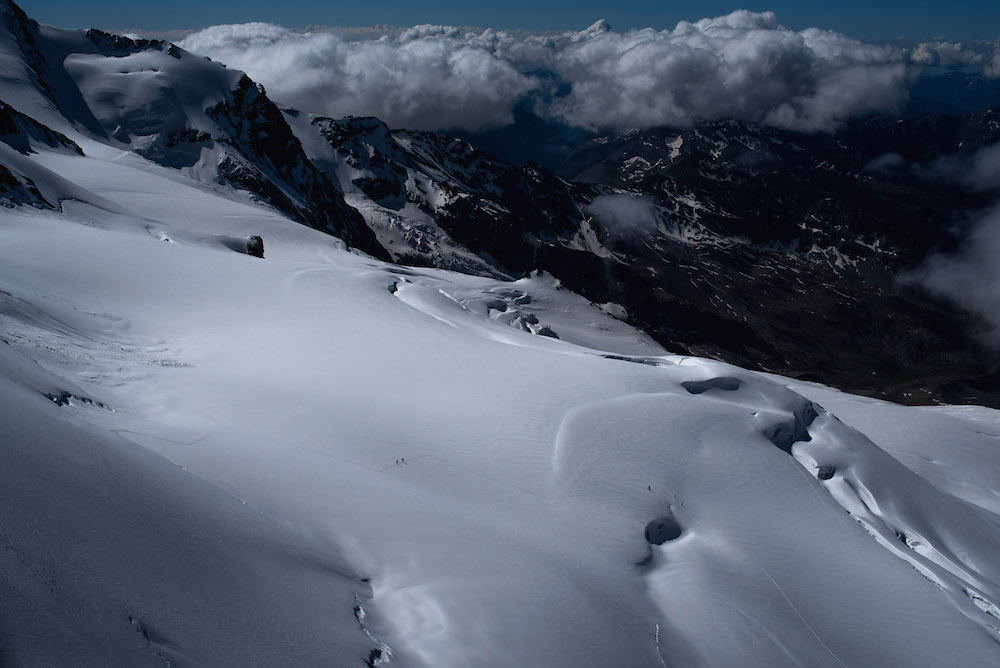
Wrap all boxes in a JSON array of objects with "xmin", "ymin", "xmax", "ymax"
[
  {"xmin": 644, "ymin": 515, "xmax": 682, "ymax": 544},
  {"xmin": 215, "ymin": 234, "xmax": 264, "ymax": 258},
  {"xmin": 247, "ymin": 235, "xmax": 264, "ymax": 258}
]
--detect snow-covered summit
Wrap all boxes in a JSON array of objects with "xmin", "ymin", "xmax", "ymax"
[{"xmin": 0, "ymin": 0, "xmax": 385, "ymax": 256}]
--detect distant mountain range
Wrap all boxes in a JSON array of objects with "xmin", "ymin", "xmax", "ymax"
[{"xmin": 448, "ymin": 70, "xmax": 1000, "ymax": 169}]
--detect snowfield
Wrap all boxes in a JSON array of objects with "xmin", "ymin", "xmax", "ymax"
[
  {"xmin": 2, "ymin": 4, "xmax": 1000, "ymax": 666},
  {"xmin": 3, "ymin": 142, "xmax": 1000, "ymax": 667}
]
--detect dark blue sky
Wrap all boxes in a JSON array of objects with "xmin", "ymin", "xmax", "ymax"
[{"xmin": 17, "ymin": 0, "xmax": 1000, "ymax": 41}]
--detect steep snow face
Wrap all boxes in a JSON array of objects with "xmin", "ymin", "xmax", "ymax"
[
  {"xmin": 0, "ymin": 5, "xmax": 386, "ymax": 257},
  {"xmin": 2, "ymin": 129, "xmax": 1000, "ymax": 667},
  {"xmin": 60, "ymin": 40, "xmax": 241, "ymax": 144}
]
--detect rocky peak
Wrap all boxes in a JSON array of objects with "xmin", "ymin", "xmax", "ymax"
[{"xmin": 84, "ymin": 28, "xmax": 179, "ymax": 57}]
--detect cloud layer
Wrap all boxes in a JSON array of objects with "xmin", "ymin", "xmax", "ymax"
[
  {"xmin": 177, "ymin": 11, "xmax": 931, "ymax": 133},
  {"xmin": 915, "ymin": 204, "xmax": 1000, "ymax": 346},
  {"xmin": 900, "ymin": 140, "xmax": 1000, "ymax": 348},
  {"xmin": 910, "ymin": 39, "xmax": 1000, "ymax": 77},
  {"xmin": 543, "ymin": 13, "xmax": 911, "ymax": 132},
  {"xmin": 586, "ymin": 194, "xmax": 660, "ymax": 233},
  {"xmin": 180, "ymin": 23, "xmax": 533, "ymax": 131}
]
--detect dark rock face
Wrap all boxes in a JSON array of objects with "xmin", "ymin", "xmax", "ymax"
[
  {"xmin": 307, "ymin": 115, "xmax": 602, "ymax": 274},
  {"xmin": 0, "ymin": 101, "xmax": 80, "ymax": 208},
  {"xmin": 204, "ymin": 78, "xmax": 387, "ymax": 259},
  {"xmin": 644, "ymin": 516, "xmax": 682, "ymax": 544},
  {"xmin": 559, "ymin": 114, "xmax": 1000, "ymax": 268},
  {"xmin": 0, "ymin": 99, "xmax": 82, "ymax": 155},
  {"xmin": 83, "ymin": 28, "xmax": 169, "ymax": 55},
  {"xmin": 0, "ymin": 0, "xmax": 54, "ymax": 102},
  {"xmin": 0, "ymin": 160, "xmax": 43, "ymax": 207}
]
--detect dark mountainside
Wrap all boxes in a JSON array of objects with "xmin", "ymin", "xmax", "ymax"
[
  {"xmin": 550, "ymin": 115, "xmax": 1000, "ymax": 406},
  {"xmin": 302, "ymin": 107, "xmax": 1000, "ymax": 405},
  {"xmin": 2, "ymin": 0, "xmax": 998, "ymax": 406}
]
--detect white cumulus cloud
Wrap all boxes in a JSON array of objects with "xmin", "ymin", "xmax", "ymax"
[
  {"xmin": 179, "ymin": 23, "xmax": 536, "ymax": 131},
  {"xmin": 545, "ymin": 13, "xmax": 911, "ymax": 132},
  {"xmin": 178, "ymin": 11, "xmax": 919, "ymax": 133},
  {"xmin": 586, "ymin": 194, "xmax": 660, "ymax": 232},
  {"xmin": 908, "ymin": 39, "xmax": 1000, "ymax": 78},
  {"xmin": 987, "ymin": 49, "xmax": 1000, "ymax": 78},
  {"xmin": 910, "ymin": 41, "xmax": 985, "ymax": 68}
]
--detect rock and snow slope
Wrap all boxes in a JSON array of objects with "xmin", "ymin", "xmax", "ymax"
[
  {"xmin": 0, "ymin": 0, "xmax": 384, "ymax": 257},
  {"xmin": 9, "ymin": 0, "xmax": 998, "ymax": 406},
  {"xmin": 2, "ymin": 2, "xmax": 1000, "ymax": 666},
  {"xmin": 280, "ymin": 99, "xmax": 1000, "ymax": 407},
  {"xmin": 1, "ymin": 113, "xmax": 1000, "ymax": 668}
]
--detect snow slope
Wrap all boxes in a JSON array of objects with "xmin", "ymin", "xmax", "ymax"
[
  {"xmin": 0, "ymin": 0, "xmax": 384, "ymax": 256},
  {"xmin": 1, "ymin": 2, "xmax": 1000, "ymax": 665},
  {"xmin": 2, "ymin": 130, "xmax": 1000, "ymax": 667}
]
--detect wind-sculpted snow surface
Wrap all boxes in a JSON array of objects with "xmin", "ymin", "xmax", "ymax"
[
  {"xmin": 0, "ymin": 340, "xmax": 379, "ymax": 666},
  {"xmin": 1, "ymin": 127, "xmax": 1000, "ymax": 666}
]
